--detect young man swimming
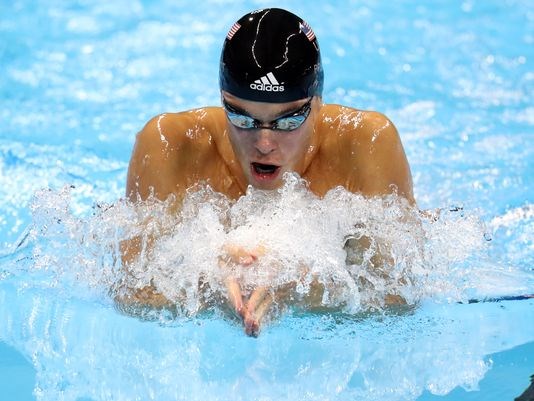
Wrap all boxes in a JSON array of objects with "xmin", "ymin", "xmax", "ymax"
[{"xmin": 121, "ymin": 8, "xmax": 414, "ymax": 336}]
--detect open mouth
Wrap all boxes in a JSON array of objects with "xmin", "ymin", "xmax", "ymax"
[{"xmin": 251, "ymin": 162, "xmax": 281, "ymax": 179}]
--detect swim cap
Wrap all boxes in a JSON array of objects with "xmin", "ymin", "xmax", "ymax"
[{"xmin": 220, "ymin": 8, "xmax": 324, "ymax": 103}]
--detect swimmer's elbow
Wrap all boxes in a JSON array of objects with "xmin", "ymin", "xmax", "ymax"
[
  {"xmin": 384, "ymin": 294, "xmax": 407, "ymax": 306},
  {"xmin": 114, "ymin": 285, "xmax": 175, "ymax": 312}
]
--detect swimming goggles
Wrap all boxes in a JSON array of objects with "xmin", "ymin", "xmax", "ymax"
[{"xmin": 222, "ymin": 98, "xmax": 312, "ymax": 131}]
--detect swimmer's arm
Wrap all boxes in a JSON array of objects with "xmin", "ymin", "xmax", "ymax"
[
  {"xmin": 345, "ymin": 114, "xmax": 419, "ymax": 304},
  {"xmin": 243, "ymin": 287, "xmax": 273, "ymax": 337},
  {"xmin": 224, "ymin": 280, "xmax": 273, "ymax": 337},
  {"xmin": 115, "ymin": 237, "xmax": 175, "ymax": 310},
  {"xmin": 344, "ymin": 236, "xmax": 405, "ymax": 305},
  {"xmin": 121, "ymin": 113, "xmax": 191, "ymax": 273},
  {"xmin": 118, "ymin": 114, "xmax": 193, "ymax": 309},
  {"xmin": 220, "ymin": 245, "xmax": 273, "ymax": 337}
]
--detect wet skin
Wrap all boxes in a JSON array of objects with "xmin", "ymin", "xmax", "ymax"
[{"xmin": 122, "ymin": 93, "xmax": 415, "ymax": 336}]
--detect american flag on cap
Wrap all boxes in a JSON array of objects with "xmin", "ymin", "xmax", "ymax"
[
  {"xmin": 227, "ymin": 22, "xmax": 241, "ymax": 40},
  {"xmin": 299, "ymin": 21, "xmax": 315, "ymax": 41}
]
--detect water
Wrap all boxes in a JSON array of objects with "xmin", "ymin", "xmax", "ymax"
[{"xmin": 1, "ymin": 1, "xmax": 533, "ymax": 400}]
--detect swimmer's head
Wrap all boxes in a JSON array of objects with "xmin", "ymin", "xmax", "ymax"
[{"xmin": 220, "ymin": 8, "xmax": 324, "ymax": 103}]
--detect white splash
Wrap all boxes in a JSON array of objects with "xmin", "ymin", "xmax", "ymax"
[{"xmin": 7, "ymin": 173, "xmax": 497, "ymax": 318}]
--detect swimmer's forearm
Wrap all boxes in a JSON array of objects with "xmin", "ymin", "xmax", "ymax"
[
  {"xmin": 384, "ymin": 294, "xmax": 407, "ymax": 305},
  {"xmin": 244, "ymin": 291, "xmax": 273, "ymax": 337},
  {"xmin": 114, "ymin": 285, "xmax": 174, "ymax": 310},
  {"xmin": 345, "ymin": 236, "xmax": 393, "ymax": 268},
  {"xmin": 120, "ymin": 237, "xmax": 141, "ymax": 267},
  {"xmin": 224, "ymin": 277, "xmax": 245, "ymax": 316}
]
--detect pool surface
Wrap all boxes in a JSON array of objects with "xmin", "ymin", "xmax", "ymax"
[{"xmin": 1, "ymin": 1, "xmax": 533, "ymax": 400}]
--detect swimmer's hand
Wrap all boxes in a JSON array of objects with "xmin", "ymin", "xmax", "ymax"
[
  {"xmin": 242, "ymin": 286, "xmax": 273, "ymax": 337},
  {"xmin": 220, "ymin": 244, "xmax": 271, "ymax": 337},
  {"xmin": 221, "ymin": 243, "xmax": 266, "ymax": 265},
  {"xmin": 224, "ymin": 281, "xmax": 272, "ymax": 337}
]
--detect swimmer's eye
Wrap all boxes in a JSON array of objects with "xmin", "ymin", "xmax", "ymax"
[
  {"xmin": 225, "ymin": 111, "xmax": 257, "ymax": 129},
  {"xmin": 222, "ymin": 98, "xmax": 312, "ymax": 132},
  {"xmin": 272, "ymin": 115, "xmax": 307, "ymax": 131}
]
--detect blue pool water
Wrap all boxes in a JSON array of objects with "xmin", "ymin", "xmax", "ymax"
[{"xmin": 1, "ymin": 1, "xmax": 533, "ymax": 400}]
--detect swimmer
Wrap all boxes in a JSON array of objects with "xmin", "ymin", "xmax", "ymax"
[{"xmin": 119, "ymin": 8, "xmax": 415, "ymax": 336}]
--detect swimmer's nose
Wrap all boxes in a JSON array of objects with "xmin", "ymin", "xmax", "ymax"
[{"xmin": 254, "ymin": 129, "xmax": 277, "ymax": 155}]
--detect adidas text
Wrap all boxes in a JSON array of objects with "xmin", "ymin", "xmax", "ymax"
[
  {"xmin": 250, "ymin": 72, "xmax": 284, "ymax": 92},
  {"xmin": 250, "ymin": 83, "xmax": 285, "ymax": 92}
]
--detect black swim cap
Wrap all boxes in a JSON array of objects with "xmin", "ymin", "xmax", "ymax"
[{"xmin": 220, "ymin": 8, "xmax": 323, "ymax": 103}]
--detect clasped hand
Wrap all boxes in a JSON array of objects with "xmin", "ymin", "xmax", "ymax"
[{"xmin": 219, "ymin": 244, "xmax": 273, "ymax": 337}]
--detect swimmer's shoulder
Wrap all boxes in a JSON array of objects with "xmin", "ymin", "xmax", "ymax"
[
  {"xmin": 137, "ymin": 107, "xmax": 226, "ymax": 149},
  {"xmin": 318, "ymin": 104, "xmax": 400, "ymax": 148},
  {"xmin": 127, "ymin": 107, "xmax": 231, "ymax": 201},
  {"xmin": 319, "ymin": 104, "xmax": 413, "ymax": 202}
]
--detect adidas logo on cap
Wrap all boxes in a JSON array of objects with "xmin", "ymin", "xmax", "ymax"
[{"xmin": 250, "ymin": 72, "xmax": 285, "ymax": 92}]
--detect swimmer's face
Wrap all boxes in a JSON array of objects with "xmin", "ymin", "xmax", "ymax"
[{"xmin": 222, "ymin": 91, "xmax": 319, "ymax": 190}]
